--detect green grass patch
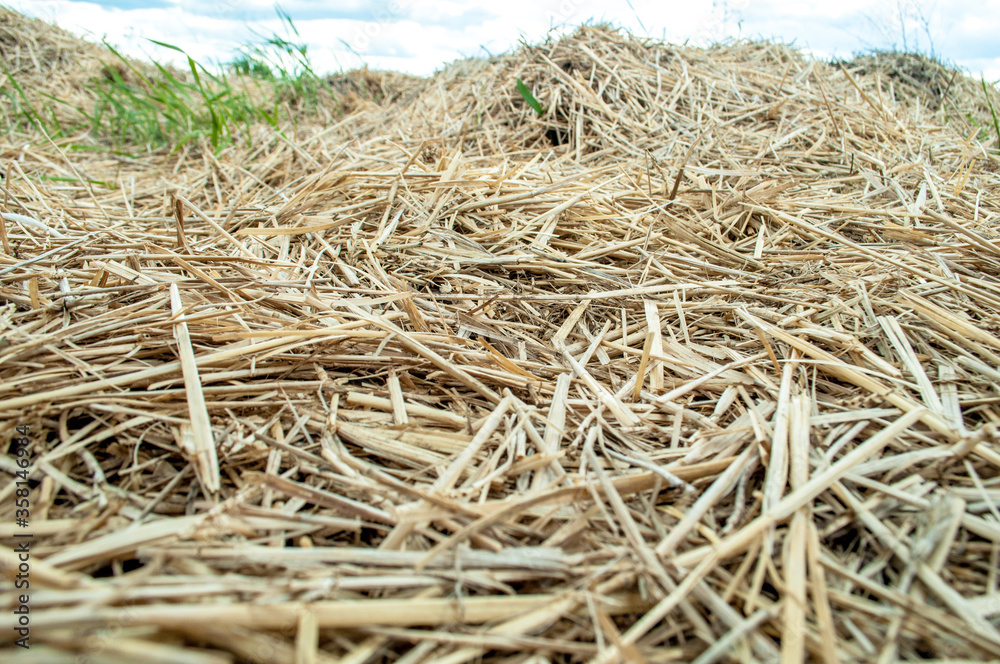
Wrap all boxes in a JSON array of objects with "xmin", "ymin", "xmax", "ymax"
[
  {"xmin": 87, "ymin": 40, "xmax": 260, "ymax": 153},
  {"xmin": 1, "ymin": 67, "xmax": 72, "ymax": 138},
  {"xmin": 0, "ymin": 7, "xmax": 336, "ymax": 154},
  {"xmin": 227, "ymin": 6, "xmax": 329, "ymax": 115},
  {"xmin": 79, "ymin": 7, "xmax": 332, "ymax": 154}
]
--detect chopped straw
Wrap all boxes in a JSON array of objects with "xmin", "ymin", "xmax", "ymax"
[{"xmin": 2, "ymin": 11, "xmax": 1000, "ymax": 663}]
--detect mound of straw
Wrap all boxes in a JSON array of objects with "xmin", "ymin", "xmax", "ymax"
[
  {"xmin": 2, "ymin": 15, "xmax": 1000, "ymax": 664},
  {"xmin": 839, "ymin": 49, "xmax": 1000, "ymax": 139}
]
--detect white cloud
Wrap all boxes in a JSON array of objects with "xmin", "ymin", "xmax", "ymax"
[
  {"xmin": 5, "ymin": 0, "xmax": 1000, "ymax": 81},
  {"xmin": 5, "ymin": 0, "xmax": 255, "ymax": 67}
]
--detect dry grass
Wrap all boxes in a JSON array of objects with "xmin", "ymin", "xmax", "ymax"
[{"xmin": 0, "ymin": 13, "xmax": 999, "ymax": 664}]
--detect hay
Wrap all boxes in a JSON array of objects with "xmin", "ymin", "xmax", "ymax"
[{"xmin": 1, "ymin": 14, "xmax": 1000, "ymax": 663}]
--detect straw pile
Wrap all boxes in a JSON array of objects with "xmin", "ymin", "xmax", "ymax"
[
  {"xmin": 1, "ymin": 12, "xmax": 1000, "ymax": 663},
  {"xmin": 838, "ymin": 49, "xmax": 1000, "ymax": 141}
]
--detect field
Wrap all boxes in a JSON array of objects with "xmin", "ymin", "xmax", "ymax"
[{"xmin": 1, "ymin": 7, "xmax": 1000, "ymax": 663}]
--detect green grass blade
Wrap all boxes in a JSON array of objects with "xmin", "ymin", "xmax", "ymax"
[
  {"xmin": 182, "ymin": 52, "xmax": 224, "ymax": 149},
  {"xmin": 516, "ymin": 78, "xmax": 545, "ymax": 116},
  {"xmin": 982, "ymin": 76, "xmax": 1000, "ymax": 151},
  {"xmin": 3, "ymin": 66, "xmax": 44, "ymax": 130},
  {"xmin": 104, "ymin": 41, "xmax": 155, "ymax": 91},
  {"xmin": 148, "ymin": 38, "xmax": 187, "ymax": 54}
]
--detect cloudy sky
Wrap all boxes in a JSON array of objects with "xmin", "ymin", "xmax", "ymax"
[{"xmin": 6, "ymin": 0, "xmax": 1000, "ymax": 80}]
